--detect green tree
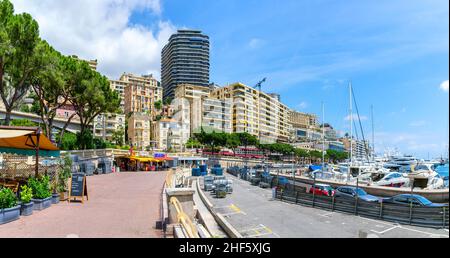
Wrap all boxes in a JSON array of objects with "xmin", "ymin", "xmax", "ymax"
[
  {"xmin": 154, "ymin": 100, "xmax": 162, "ymax": 111},
  {"xmin": 10, "ymin": 118, "xmax": 37, "ymax": 127},
  {"xmin": 19, "ymin": 104, "xmax": 29, "ymax": 113},
  {"xmin": 310, "ymin": 150, "xmax": 323, "ymax": 163},
  {"xmin": 31, "ymin": 42, "xmax": 70, "ymax": 139},
  {"xmin": 57, "ymin": 132, "xmax": 77, "ymax": 151},
  {"xmin": 186, "ymin": 138, "xmax": 202, "ymax": 149},
  {"xmin": 112, "ymin": 126, "xmax": 125, "ymax": 146},
  {"xmin": 76, "ymin": 130, "xmax": 94, "ymax": 150},
  {"xmin": 226, "ymin": 133, "xmax": 241, "ymax": 156},
  {"xmin": 0, "ymin": 0, "xmax": 42, "ymax": 125},
  {"xmin": 236, "ymin": 132, "xmax": 259, "ymax": 148},
  {"xmin": 65, "ymin": 57, "xmax": 120, "ymax": 149}
]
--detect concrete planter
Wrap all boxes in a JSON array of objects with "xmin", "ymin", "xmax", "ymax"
[
  {"xmin": 52, "ymin": 193, "xmax": 60, "ymax": 204},
  {"xmin": 32, "ymin": 197, "xmax": 52, "ymax": 211},
  {"xmin": 0, "ymin": 205, "xmax": 21, "ymax": 225},
  {"xmin": 20, "ymin": 202, "xmax": 34, "ymax": 216}
]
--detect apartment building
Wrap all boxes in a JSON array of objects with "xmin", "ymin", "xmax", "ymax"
[
  {"xmin": 174, "ymin": 84, "xmax": 209, "ymax": 133},
  {"xmin": 322, "ymin": 123, "xmax": 338, "ymax": 141},
  {"xmin": 313, "ymin": 140, "xmax": 346, "ymax": 152},
  {"xmin": 151, "ymin": 118, "xmax": 190, "ymax": 151},
  {"xmin": 210, "ymin": 83, "xmax": 291, "ymax": 143},
  {"xmin": 71, "ymin": 55, "xmax": 98, "ymax": 70},
  {"xmin": 201, "ymin": 98, "xmax": 232, "ymax": 133},
  {"xmin": 123, "ymin": 73, "xmax": 162, "ymax": 116},
  {"xmin": 289, "ymin": 111, "xmax": 322, "ymax": 143},
  {"xmin": 174, "ymin": 84, "xmax": 232, "ymax": 134},
  {"xmin": 93, "ymin": 113, "xmax": 125, "ymax": 142},
  {"xmin": 340, "ymin": 138, "xmax": 370, "ymax": 160},
  {"xmin": 128, "ymin": 114, "xmax": 151, "ymax": 150},
  {"xmin": 161, "ymin": 30, "xmax": 210, "ymax": 99},
  {"xmin": 109, "ymin": 79, "xmax": 127, "ymax": 112}
]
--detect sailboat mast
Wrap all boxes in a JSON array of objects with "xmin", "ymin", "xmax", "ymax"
[
  {"xmin": 371, "ymin": 105, "xmax": 375, "ymax": 162},
  {"xmin": 322, "ymin": 101, "xmax": 325, "ymax": 171},
  {"xmin": 349, "ymin": 82, "xmax": 353, "ymax": 166}
]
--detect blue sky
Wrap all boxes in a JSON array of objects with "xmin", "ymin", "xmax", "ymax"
[
  {"xmin": 133, "ymin": 0, "xmax": 449, "ymax": 158},
  {"xmin": 14, "ymin": 0, "xmax": 448, "ymax": 158}
]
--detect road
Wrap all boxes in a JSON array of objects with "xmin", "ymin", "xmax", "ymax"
[
  {"xmin": 202, "ymin": 174, "xmax": 449, "ymax": 238},
  {"xmin": 0, "ymin": 172, "xmax": 167, "ymax": 238}
]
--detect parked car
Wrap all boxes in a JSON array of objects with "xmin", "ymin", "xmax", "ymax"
[
  {"xmin": 381, "ymin": 194, "xmax": 448, "ymax": 207},
  {"xmin": 309, "ymin": 184, "xmax": 335, "ymax": 196},
  {"xmin": 334, "ymin": 186, "xmax": 379, "ymax": 202}
]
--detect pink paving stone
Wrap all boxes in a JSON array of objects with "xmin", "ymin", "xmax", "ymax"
[{"xmin": 0, "ymin": 171, "xmax": 167, "ymax": 238}]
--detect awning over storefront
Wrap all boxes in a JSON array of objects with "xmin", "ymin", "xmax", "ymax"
[
  {"xmin": 129, "ymin": 156, "xmax": 168, "ymax": 163},
  {"xmin": 0, "ymin": 126, "xmax": 60, "ymax": 157},
  {"xmin": 127, "ymin": 155, "xmax": 175, "ymax": 163}
]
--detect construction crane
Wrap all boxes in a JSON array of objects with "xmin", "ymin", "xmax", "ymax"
[{"xmin": 254, "ymin": 78, "xmax": 267, "ymax": 92}]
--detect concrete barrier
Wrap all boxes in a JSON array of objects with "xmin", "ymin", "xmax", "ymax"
[{"xmin": 196, "ymin": 179, "xmax": 243, "ymax": 238}]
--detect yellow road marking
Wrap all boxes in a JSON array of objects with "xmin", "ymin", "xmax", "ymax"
[
  {"xmin": 264, "ymin": 226, "xmax": 273, "ymax": 234},
  {"xmin": 230, "ymin": 204, "xmax": 241, "ymax": 213}
]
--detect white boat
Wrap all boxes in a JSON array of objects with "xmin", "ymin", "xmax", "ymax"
[
  {"xmin": 374, "ymin": 172, "xmax": 409, "ymax": 187},
  {"xmin": 389, "ymin": 155, "xmax": 419, "ymax": 169},
  {"xmin": 408, "ymin": 163, "xmax": 445, "ymax": 190}
]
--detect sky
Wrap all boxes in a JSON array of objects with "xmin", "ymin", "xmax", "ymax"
[{"xmin": 11, "ymin": 0, "xmax": 449, "ymax": 158}]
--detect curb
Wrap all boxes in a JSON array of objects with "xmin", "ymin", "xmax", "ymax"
[{"xmin": 196, "ymin": 179, "xmax": 243, "ymax": 238}]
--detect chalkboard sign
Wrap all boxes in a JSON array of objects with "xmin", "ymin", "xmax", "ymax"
[{"xmin": 68, "ymin": 173, "xmax": 88, "ymax": 203}]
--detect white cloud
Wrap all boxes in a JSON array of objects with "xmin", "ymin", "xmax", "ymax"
[
  {"xmin": 296, "ymin": 101, "xmax": 308, "ymax": 109},
  {"xmin": 440, "ymin": 80, "xmax": 449, "ymax": 92},
  {"xmin": 248, "ymin": 38, "xmax": 265, "ymax": 49},
  {"xmin": 344, "ymin": 114, "xmax": 368, "ymax": 121},
  {"xmin": 409, "ymin": 120, "xmax": 426, "ymax": 127},
  {"xmin": 11, "ymin": 0, "xmax": 176, "ymax": 80}
]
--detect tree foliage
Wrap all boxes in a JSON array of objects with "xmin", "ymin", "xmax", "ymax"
[
  {"xmin": 0, "ymin": 0, "xmax": 42, "ymax": 125},
  {"xmin": 186, "ymin": 137, "xmax": 202, "ymax": 149},
  {"xmin": 10, "ymin": 118, "xmax": 37, "ymax": 127},
  {"xmin": 112, "ymin": 126, "xmax": 125, "ymax": 146},
  {"xmin": 64, "ymin": 57, "xmax": 120, "ymax": 149}
]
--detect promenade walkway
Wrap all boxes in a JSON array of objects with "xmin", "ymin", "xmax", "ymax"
[{"xmin": 0, "ymin": 172, "xmax": 167, "ymax": 238}]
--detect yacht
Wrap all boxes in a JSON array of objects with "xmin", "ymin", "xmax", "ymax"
[
  {"xmin": 389, "ymin": 155, "xmax": 419, "ymax": 166},
  {"xmin": 408, "ymin": 163, "xmax": 445, "ymax": 190},
  {"xmin": 374, "ymin": 172, "xmax": 410, "ymax": 187}
]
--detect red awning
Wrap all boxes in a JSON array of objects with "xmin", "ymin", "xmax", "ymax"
[{"xmin": 154, "ymin": 157, "xmax": 173, "ymax": 162}]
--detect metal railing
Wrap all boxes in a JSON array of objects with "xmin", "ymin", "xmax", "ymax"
[
  {"xmin": 170, "ymin": 196, "xmax": 199, "ymax": 238},
  {"xmin": 165, "ymin": 169, "xmax": 175, "ymax": 188},
  {"xmin": 275, "ymin": 188, "xmax": 449, "ymax": 229}
]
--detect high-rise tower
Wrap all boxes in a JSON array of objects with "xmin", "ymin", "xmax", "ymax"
[{"xmin": 161, "ymin": 30, "xmax": 210, "ymax": 100}]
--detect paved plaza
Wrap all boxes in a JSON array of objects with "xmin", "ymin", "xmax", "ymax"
[{"xmin": 0, "ymin": 172, "xmax": 167, "ymax": 238}]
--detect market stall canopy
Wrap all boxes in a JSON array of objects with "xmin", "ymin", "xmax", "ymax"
[{"xmin": 0, "ymin": 126, "xmax": 60, "ymax": 157}]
